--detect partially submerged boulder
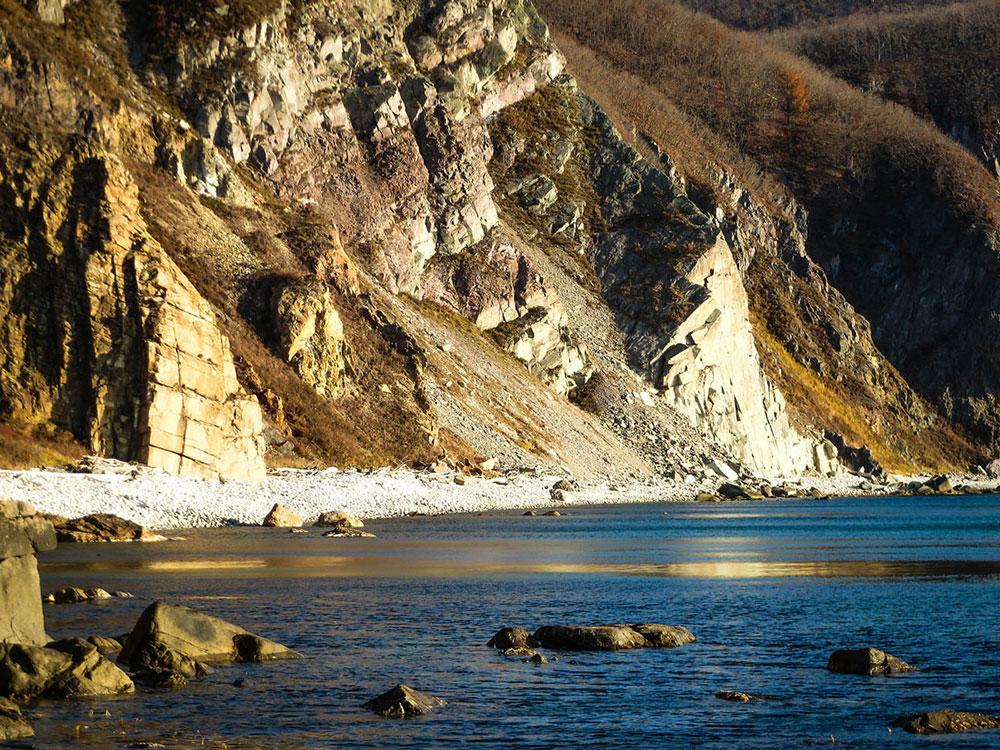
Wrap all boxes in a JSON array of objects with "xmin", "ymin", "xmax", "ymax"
[
  {"xmin": 127, "ymin": 640, "xmax": 212, "ymax": 688},
  {"xmin": 43, "ymin": 587, "xmax": 133, "ymax": 604},
  {"xmin": 119, "ymin": 602, "xmax": 300, "ymax": 669},
  {"xmin": 487, "ymin": 627, "xmax": 532, "ymax": 650},
  {"xmin": 531, "ymin": 623, "xmax": 696, "ymax": 651},
  {"xmin": 715, "ymin": 691, "xmax": 772, "ymax": 702},
  {"xmin": 262, "ymin": 504, "xmax": 303, "ymax": 528},
  {"xmin": 827, "ymin": 647, "xmax": 917, "ymax": 676},
  {"xmin": 893, "ymin": 709, "xmax": 1000, "ymax": 734},
  {"xmin": 363, "ymin": 684, "xmax": 445, "ymax": 718},
  {"xmin": 0, "ymin": 641, "xmax": 134, "ymax": 700},
  {"xmin": 0, "ymin": 697, "xmax": 32, "ymax": 740},
  {"xmin": 322, "ymin": 528, "xmax": 375, "ymax": 538},
  {"xmin": 55, "ymin": 514, "xmax": 166, "ymax": 543}
]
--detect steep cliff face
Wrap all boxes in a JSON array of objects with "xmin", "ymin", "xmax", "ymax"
[{"xmin": 0, "ymin": 0, "xmax": 987, "ymax": 482}]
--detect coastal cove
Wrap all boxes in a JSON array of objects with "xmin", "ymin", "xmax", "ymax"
[{"xmin": 16, "ymin": 494, "xmax": 1000, "ymax": 748}]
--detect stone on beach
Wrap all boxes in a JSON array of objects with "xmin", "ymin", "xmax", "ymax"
[
  {"xmin": 314, "ymin": 510, "xmax": 364, "ymax": 528},
  {"xmin": 827, "ymin": 647, "xmax": 917, "ymax": 675},
  {"xmin": 55, "ymin": 514, "xmax": 166, "ymax": 543},
  {"xmin": 531, "ymin": 623, "xmax": 695, "ymax": 651},
  {"xmin": 262, "ymin": 503, "xmax": 303, "ymax": 528},
  {"xmin": 363, "ymin": 683, "xmax": 445, "ymax": 717},
  {"xmin": 119, "ymin": 602, "xmax": 301, "ymax": 668},
  {"xmin": 893, "ymin": 709, "xmax": 1000, "ymax": 734}
]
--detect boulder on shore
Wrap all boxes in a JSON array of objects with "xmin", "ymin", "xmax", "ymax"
[
  {"xmin": 0, "ymin": 500, "xmax": 56, "ymax": 646},
  {"xmin": 827, "ymin": 647, "xmax": 917, "ymax": 675},
  {"xmin": 262, "ymin": 504, "xmax": 303, "ymax": 528},
  {"xmin": 363, "ymin": 684, "xmax": 445, "ymax": 718},
  {"xmin": 314, "ymin": 510, "xmax": 364, "ymax": 528},
  {"xmin": 487, "ymin": 627, "xmax": 532, "ymax": 650},
  {"xmin": 55, "ymin": 514, "xmax": 166, "ymax": 543},
  {"xmin": 119, "ymin": 602, "xmax": 301, "ymax": 669},
  {"xmin": 531, "ymin": 623, "xmax": 695, "ymax": 651},
  {"xmin": 893, "ymin": 709, "xmax": 1000, "ymax": 734},
  {"xmin": 0, "ymin": 641, "xmax": 134, "ymax": 700},
  {"xmin": 0, "ymin": 697, "xmax": 32, "ymax": 740}
]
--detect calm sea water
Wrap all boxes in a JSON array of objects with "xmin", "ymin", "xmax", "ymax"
[{"xmin": 15, "ymin": 495, "xmax": 1000, "ymax": 749}]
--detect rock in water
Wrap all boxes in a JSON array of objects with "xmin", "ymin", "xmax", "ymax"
[
  {"xmin": 0, "ymin": 500, "xmax": 56, "ymax": 646},
  {"xmin": 893, "ymin": 710, "xmax": 1000, "ymax": 734},
  {"xmin": 262, "ymin": 504, "xmax": 303, "ymax": 528},
  {"xmin": 0, "ymin": 642, "xmax": 134, "ymax": 700},
  {"xmin": 487, "ymin": 627, "xmax": 532, "ymax": 650},
  {"xmin": 715, "ymin": 691, "xmax": 771, "ymax": 702},
  {"xmin": 119, "ymin": 602, "xmax": 301, "ymax": 667},
  {"xmin": 531, "ymin": 623, "xmax": 695, "ymax": 651},
  {"xmin": 363, "ymin": 684, "xmax": 445, "ymax": 718},
  {"xmin": 55, "ymin": 514, "xmax": 165, "ymax": 543},
  {"xmin": 314, "ymin": 511, "xmax": 364, "ymax": 528},
  {"xmin": 827, "ymin": 647, "xmax": 917, "ymax": 675},
  {"xmin": 0, "ymin": 697, "xmax": 32, "ymax": 740}
]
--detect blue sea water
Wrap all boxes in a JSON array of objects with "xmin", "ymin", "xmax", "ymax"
[{"xmin": 17, "ymin": 494, "xmax": 1000, "ymax": 748}]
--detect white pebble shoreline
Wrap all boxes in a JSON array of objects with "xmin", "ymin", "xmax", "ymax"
[{"xmin": 0, "ymin": 466, "xmax": 705, "ymax": 530}]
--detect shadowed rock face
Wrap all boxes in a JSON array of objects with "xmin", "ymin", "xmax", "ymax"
[
  {"xmin": 894, "ymin": 710, "xmax": 1000, "ymax": 735},
  {"xmin": 0, "ymin": 696, "xmax": 32, "ymax": 740},
  {"xmin": 363, "ymin": 684, "xmax": 446, "ymax": 718},
  {"xmin": 0, "ymin": 641, "xmax": 134, "ymax": 700},
  {"xmin": 54, "ymin": 514, "xmax": 164, "ymax": 544},
  {"xmin": 827, "ymin": 647, "xmax": 918, "ymax": 676}
]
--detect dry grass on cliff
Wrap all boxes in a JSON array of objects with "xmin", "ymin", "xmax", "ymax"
[
  {"xmin": 0, "ymin": 424, "xmax": 84, "ymax": 471},
  {"xmin": 678, "ymin": 0, "xmax": 965, "ymax": 30}
]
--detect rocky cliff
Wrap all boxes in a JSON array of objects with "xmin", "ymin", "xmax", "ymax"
[{"xmin": 0, "ymin": 0, "xmax": 991, "ymax": 483}]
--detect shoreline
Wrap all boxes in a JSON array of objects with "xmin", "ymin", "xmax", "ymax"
[{"xmin": 0, "ymin": 462, "xmax": 981, "ymax": 531}]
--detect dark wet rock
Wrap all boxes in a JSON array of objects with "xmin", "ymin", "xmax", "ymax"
[
  {"xmin": 363, "ymin": 683, "xmax": 446, "ymax": 718},
  {"xmin": 827, "ymin": 647, "xmax": 917, "ymax": 675},
  {"xmin": 232, "ymin": 678, "xmax": 248, "ymax": 688},
  {"xmin": 0, "ymin": 697, "xmax": 32, "ymax": 740},
  {"xmin": 321, "ymin": 528, "xmax": 375, "ymax": 538},
  {"xmin": 502, "ymin": 647, "xmax": 539, "ymax": 657},
  {"xmin": 522, "ymin": 510, "xmax": 537, "ymax": 516},
  {"xmin": 532, "ymin": 623, "xmax": 695, "ymax": 651},
  {"xmin": 0, "ymin": 641, "xmax": 134, "ymax": 699},
  {"xmin": 55, "ymin": 514, "xmax": 165, "ymax": 543},
  {"xmin": 127, "ymin": 640, "xmax": 212, "ymax": 683},
  {"xmin": 717, "ymin": 483, "xmax": 763, "ymax": 500},
  {"xmin": 893, "ymin": 709, "xmax": 1000, "ymax": 734},
  {"xmin": 542, "ymin": 510, "xmax": 562, "ymax": 517},
  {"xmin": 487, "ymin": 627, "xmax": 532, "ymax": 650},
  {"xmin": 119, "ymin": 602, "xmax": 300, "ymax": 668},
  {"xmin": 527, "ymin": 652, "xmax": 548, "ymax": 664},
  {"xmin": 715, "ymin": 691, "xmax": 772, "ymax": 702}
]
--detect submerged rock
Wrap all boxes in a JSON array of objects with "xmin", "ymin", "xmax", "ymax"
[
  {"xmin": 715, "ymin": 691, "xmax": 772, "ymax": 703},
  {"xmin": 0, "ymin": 641, "xmax": 134, "ymax": 700},
  {"xmin": 322, "ymin": 528, "xmax": 375, "ymax": 538},
  {"xmin": 363, "ymin": 684, "xmax": 446, "ymax": 717},
  {"xmin": 893, "ymin": 709, "xmax": 1000, "ymax": 734},
  {"xmin": 531, "ymin": 623, "xmax": 695, "ymax": 651},
  {"xmin": 119, "ymin": 602, "xmax": 301, "ymax": 669},
  {"xmin": 0, "ymin": 697, "xmax": 32, "ymax": 740},
  {"xmin": 55, "ymin": 514, "xmax": 166, "ymax": 543},
  {"xmin": 262, "ymin": 504, "xmax": 303, "ymax": 528},
  {"xmin": 827, "ymin": 647, "xmax": 917, "ymax": 675},
  {"xmin": 487, "ymin": 627, "xmax": 532, "ymax": 650}
]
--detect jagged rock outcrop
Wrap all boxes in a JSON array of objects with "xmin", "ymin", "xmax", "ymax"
[
  {"xmin": 0, "ymin": 501, "xmax": 55, "ymax": 646},
  {"xmin": 272, "ymin": 280, "xmax": 349, "ymax": 399}
]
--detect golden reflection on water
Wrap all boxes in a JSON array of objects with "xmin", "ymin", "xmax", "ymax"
[{"xmin": 41, "ymin": 555, "xmax": 1000, "ymax": 579}]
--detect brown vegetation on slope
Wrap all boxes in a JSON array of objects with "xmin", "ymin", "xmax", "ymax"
[
  {"xmin": 774, "ymin": 1, "xmax": 999, "ymax": 173},
  {"xmin": 678, "ymin": 0, "xmax": 971, "ymax": 30}
]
